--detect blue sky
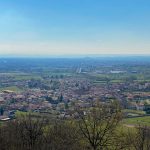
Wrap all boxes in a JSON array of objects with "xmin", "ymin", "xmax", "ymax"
[{"xmin": 0, "ymin": 0, "xmax": 150, "ymax": 56}]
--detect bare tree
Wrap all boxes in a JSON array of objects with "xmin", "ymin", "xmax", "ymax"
[
  {"xmin": 128, "ymin": 125, "xmax": 150, "ymax": 150},
  {"xmin": 78, "ymin": 102, "xmax": 122, "ymax": 150},
  {"xmin": 44, "ymin": 120, "xmax": 83, "ymax": 150},
  {"xmin": 0, "ymin": 125, "xmax": 7, "ymax": 150},
  {"xmin": 19, "ymin": 114, "xmax": 45, "ymax": 150},
  {"xmin": 5, "ymin": 113, "xmax": 45, "ymax": 150},
  {"xmin": 112, "ymin": 127, "xmax": 134, "ymax": 150}
]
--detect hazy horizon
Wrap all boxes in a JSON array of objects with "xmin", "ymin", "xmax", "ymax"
[{"xmin": 0, "ymin": 54, "xmax": 150, "ymax": 59}]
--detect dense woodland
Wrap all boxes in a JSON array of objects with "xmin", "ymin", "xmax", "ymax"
[{"xmin": 0, "ymin": 102, "xmax": 150, "ymax": 150}]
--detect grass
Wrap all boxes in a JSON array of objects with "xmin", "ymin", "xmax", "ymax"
[
  {"xmin": 14, "ymin": 75, "xmax": 42, "ymax": 81},
  {"xmin": 111, "ymin": 80, "xmax": 123, "ymax": 83},
  {"xmin": 123, "ymin": 109, "xmax": 146, "ymax": 115},
  {"xmin": 0, "ymin": 86, "xmax": 23, "ymax": 92},
  {"xmin": 15, "ymin": 110, "xmax": 29, "ymax": 118},
  {"xmin": 93, "ymin": 81, "xmax": 106, "ymax": 84},
  {"xmin": 123, "ymin": 116, "xmax": 150, "ymax": 126}
]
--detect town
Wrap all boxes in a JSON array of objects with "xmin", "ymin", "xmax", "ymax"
[{"xmin": 0, "ymin": 57, "xmax": 150, "ymax": 122}]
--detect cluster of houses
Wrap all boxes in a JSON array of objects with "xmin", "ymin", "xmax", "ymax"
[{"xmin": 0, "ymin": 76, "xmax": 150, "ymax": 121}]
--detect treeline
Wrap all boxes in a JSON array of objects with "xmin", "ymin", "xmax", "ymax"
[{"xmin": 0, "ymin": 103, "xmax": 150, "ymax": 150}]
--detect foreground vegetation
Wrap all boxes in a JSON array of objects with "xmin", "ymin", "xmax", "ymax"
[{"xmin": 0, "ymin": 103, "xmax": 150, "ymax": 150}]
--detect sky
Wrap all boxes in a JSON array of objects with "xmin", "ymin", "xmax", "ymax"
[{"xmin": 0, "ymin": 0, "xmax": 150, "ymax": 56}]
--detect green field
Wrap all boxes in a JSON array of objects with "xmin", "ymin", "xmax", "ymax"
[
  {"xmin": 123, "ymin": 116, "xmax": 150, "ymax": 126},
  {"xmin": 0, "ymin": 86, "xmax": 23, "ymax": 92},
  {"xmin": 123, "ymin": 109, "xmax": 146, "ymax": 115},
  {"xmin": 14, "ymin": 74, "xmax": 42, "ymax": 81}
]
